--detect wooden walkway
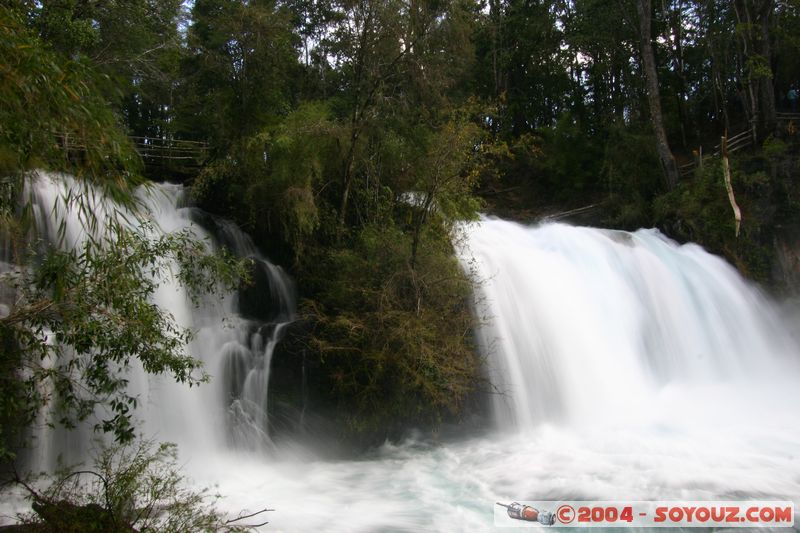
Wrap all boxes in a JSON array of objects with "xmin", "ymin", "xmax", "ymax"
[
  {"xmin": 130, "ymin": 136, "xmax": 210, "ymax": 170},
  {"xmin": 678, "ymin": 113, "xmax": 800, "ymax": 178},
  {"xmin": 677, "ymin": 129, "xmax": 752, "ymax": 178},
  {"xmin": 55, "ymin": 133, "xmax": 210, "ymax": 173}
]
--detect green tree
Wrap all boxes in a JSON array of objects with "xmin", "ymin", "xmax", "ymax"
[
  {"xmin": 733, "ymin": 0, "xmax": 777, "ymax": 138},
  {"xmin": 192, "ymin": 101, "xmax": 338, "ymax": 259},
  {"xmin": 408, "ymin": 118, "xmax": 482, "ymax": 269},
  {"xmin": 474, "ymin": 0, "xmax": 578, "ymax": 137},
  {"xmin": 635, "ymin": 0, "xmax": 680, "ymax": 189},
  {"xmin": 0, "ymin": 6, "xmax": 141, "ymax": 194},
  {"xmin": 299, "ymin": 222, "xmax": 481, "ymax": 443},
  {"xmin": 1, "ymin": 224, "xmax": 244, "ymax": 456},
  {"xmin": 0, "ymin": 8, "xmax": 246, "ymax": 459},
  {"xmin": 23, "ymin": 0, "xmax": 187, "ymax": 140},
  {"xmin": 179, "ymin": 0, "xmax": 299, "ymax": 147}
]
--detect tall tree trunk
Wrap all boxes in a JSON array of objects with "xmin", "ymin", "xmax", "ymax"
[
  {"xmin": 758, "ymin": 0, "xmax": 776, "ymax": 135},
  {"xmin": 734, "ymin": 0, "xmax": 776, "ymax": 140},
  {"xmin": 338, "ymin": 123, "xmax": 359, "ymax": 234},
  {"xmin": 669, "ymin": 0, "xmax": 689, "ymax": 148},
  {"xmin": 635, "ymin": 0, "xmax": 679, "ymax": 190},
  {"xmin": 337, "ymin": 2, "xmax": 373, "ymax": 236},
  {"xmin": 490, "ymin": 0, "xmax": 501, "ymax": 99}
]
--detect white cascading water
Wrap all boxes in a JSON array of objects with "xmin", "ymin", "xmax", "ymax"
[
  {"xmin": 461, "ymin": 217, "xmax": 800, "ymax": 432},
  {"xmin": 18, "ymin": 172, "xmax": 295, "ymax": 471},
  {"xmin": 4, "ymin": 178, "xmax": 800, "ymax": 531},
  {"xmin": 193, "ymin": 217, "xmax": 799, "ymax": 531}
]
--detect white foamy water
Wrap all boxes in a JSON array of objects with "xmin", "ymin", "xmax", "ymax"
[
  {"xmin": 460, "ymin": 219, "xmax": 800, "ymax": 432},
  {"xmin": 186, "ymin": 420, "xmax": 799, "ymax": 531},
  {"xmin": 4, "ymin": 183, "xmax": 800, "ymax": 531},
  {"xmin": 12, "ymin": 173, "xmax": 294, "ymax": 471},
  {"xmin": 182, "ymin": 218, "xmax": 800, "ymax": 531}
]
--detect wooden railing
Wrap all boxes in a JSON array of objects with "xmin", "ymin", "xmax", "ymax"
[
  {"xmin": 679, "ymin": 114, "xmax": 800, "ymax": 178},
  {"xmin": 55, "ymin": 133, "xmax": 210, "ymax": 172},
  {"xmin": 678, "ymin": 129, "xmax": 754, "ymax": 178},
  {"xmin": 776, "ymin": 112, "xmax": 800, "ymax": 122},
  {"xmin": 130, "ymin": 136, "xmax": 209, "ymax": 169}
]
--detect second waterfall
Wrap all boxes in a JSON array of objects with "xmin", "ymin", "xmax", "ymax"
[{"xmin": 23, "ymin": 173, "xmax": 295, "ymax": 469}]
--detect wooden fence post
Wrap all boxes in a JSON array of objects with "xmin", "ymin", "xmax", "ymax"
[{"xmin": 721, "ymin": 134, "xmax": 741, "ymax": 238}]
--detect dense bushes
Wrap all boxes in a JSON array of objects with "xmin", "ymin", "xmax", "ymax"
[
  {"xmin": 652, "ymin": 135, "xmax": 800, "ymax": 284},
  {"xmin": 298, "ymin": 223, "xmax": 481, "ymax": 442},
  {"xmin": 190, "ymin": 102, "xmax": 488, "ymax": 443},
  {"xmin": 10, "ymin": 440, "xmax": 262, "ymax": 532}
]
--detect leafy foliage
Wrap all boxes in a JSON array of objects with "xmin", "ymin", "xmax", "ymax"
[
  {"xmin": 652, "ymin": 152, "xmax": 780, "ymax": 281},
  {"xmin": 22, "ymin": 0, "xmax": 187, "ymax": 140},
  {"xmin": 0, "ymin": 219, "xmax": 247, "ymax": 458},
  {"xmin": 300, "ymin": 223, "xmax": 481, "ymax": 440},
  {"xmin": 13, "ymin": 439, "xmax": 263, "ymax": 532},
  {"xmin": 178, "ymin": 0, "xmax": 298, "ymax": 145},
  {"xmin": 0, "ymin": 7, "xmax": 141, "ymax": 197},
  {"xmin": 0, "ymin": 6, "xmax": 248, "ymax": 460}
]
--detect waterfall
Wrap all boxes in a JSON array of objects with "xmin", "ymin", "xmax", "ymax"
[
  {"xmin": 18, "ymin": 172, "xmax": 295, "ymax": 469},
  {"xmin": 458, "ymin": 217, "xmax": 800, "ymax": 432},
  {"xmin": 4, "ymin": 200, "xmax": 800, "ymax": 531}
]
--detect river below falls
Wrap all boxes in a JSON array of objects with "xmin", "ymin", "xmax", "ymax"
[
  {"xmin": 4, "ymin": 411, "xmax": 800, "ymax": 531},
  {"xmin": 193, "ymin": 376, "xmax": 800, "ymax": 531}
]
